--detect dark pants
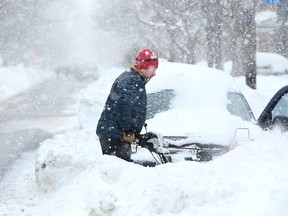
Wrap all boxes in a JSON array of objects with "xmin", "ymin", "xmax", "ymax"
[{"xmin": 99, "ymin": 137, "xmax": 132, "ymax": 162}]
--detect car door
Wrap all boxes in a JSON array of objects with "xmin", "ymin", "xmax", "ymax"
[{"xmin": 258, "ymin": 85, "xmax": 288, "ymax": 131}]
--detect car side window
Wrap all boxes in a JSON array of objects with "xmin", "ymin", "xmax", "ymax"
[
  {"xmin": 257, "ymin": 85, "xmax": 288, "ymax": 130},
  {"xmin": 272, "ymin": 94, "xmax": 288, "ymax": 117}
]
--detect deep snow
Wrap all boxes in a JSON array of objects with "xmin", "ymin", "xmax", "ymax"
[{"xmin": 0, "ymin": 60, "xmax": 288, "ymax": 215}]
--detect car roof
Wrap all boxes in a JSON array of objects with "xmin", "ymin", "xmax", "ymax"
[{"xmin": 148, "ymin": 61, "xmax": 241, "ymax": 94}]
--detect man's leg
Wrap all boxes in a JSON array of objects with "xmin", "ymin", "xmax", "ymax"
[{"xmin": 99, "ymin": 137, "xmax": 132, "ymax": 161}]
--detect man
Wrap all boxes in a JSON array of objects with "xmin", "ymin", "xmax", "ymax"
[{"xmin": 96, "ymin": 48, "xmax": 159, "ymax": 161}]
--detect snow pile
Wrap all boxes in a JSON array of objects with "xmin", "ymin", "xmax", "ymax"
[
  {"xmin": 0, "ymin": 61, "xmax": 288, "ymax": 215},
  {"xmin": 27, "ymin": 133, "xmax": 288, "ymax": 215},
  {"xmin": 35, "ymin": 130, "xmax": 99, "ymax": 192}
]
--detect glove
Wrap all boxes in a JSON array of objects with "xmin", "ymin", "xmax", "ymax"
[
  {"xmin": 122, "ymin": 131, "xmax": 136, "ymax": 143},
  {"xmin": 139, "ymin": 132, "xmax": 158, "ymax": 143},
  {"xmin": 137, "ymin": 132, "xmax": 159, "ymax": 151}
]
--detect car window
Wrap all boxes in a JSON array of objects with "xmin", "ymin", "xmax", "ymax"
[
  {"xmin": 257, "ymin": 85, "xmax": 288, "ymax": 130},
  {"xmin": 147, "ymin": 89, "xmax": 174, "ymax": 119},
  {"xmin": 272, "ymin": 94, "xmax": 288, "ymax": 117},
  {"xmin": 227, "ymin": 92, "xmax": 255, "ymax": 122}
]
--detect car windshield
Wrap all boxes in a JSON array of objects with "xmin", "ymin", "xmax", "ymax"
[
  {"xmin": 147, "ymin": 89, "xmax": 255, "ymax": 122},
  {"xmin": 147, "ymin": 89, "xmax": 174, "ymax": 119}
]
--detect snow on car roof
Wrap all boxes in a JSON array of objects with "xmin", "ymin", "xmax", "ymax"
[{"xmin": 148, "ymin": 61, "xmax": 240, "ymax": 94}]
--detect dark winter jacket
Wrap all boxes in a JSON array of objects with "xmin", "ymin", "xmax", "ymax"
[{"xmin": 96, "ymin": 68, "xmax": 148, "ymax": 138}]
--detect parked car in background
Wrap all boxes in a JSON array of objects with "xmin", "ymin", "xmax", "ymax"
[
  {"xmin": 256, "ymin": 52, "xmax": 288, "ymax": 75},
  {"xmin": 55, "ymin": 64, "xmax": 99, "ymax": 81}
]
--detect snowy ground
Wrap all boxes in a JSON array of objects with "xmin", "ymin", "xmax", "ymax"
[
  {"xmin": 0, "ymin": 65, "xmax": 56, "ymax": 103},
  {"xmin": 0, "ymin": 63, "xmax": 288, "ymax": 215}
]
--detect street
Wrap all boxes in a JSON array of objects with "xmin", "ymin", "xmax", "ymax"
[{"xmin": 0, "ymin": 75, "xmax": 86, "ymax": 178}]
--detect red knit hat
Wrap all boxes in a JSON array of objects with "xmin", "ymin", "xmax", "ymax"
[{"xmin": 134, "ymin": 49, "xmax": 158, "ymax": 70}]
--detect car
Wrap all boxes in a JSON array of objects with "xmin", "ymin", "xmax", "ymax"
[
  {"xmin": 130, "ymin": 61, "xmax": 288, "ymax": 165},
  {"xmin": 256, "ymin": 52, "xmax": 288, "ymax": 75},
  {"xmin": 55, "ymin": 64, "xmax": 99, "ymax": 81}
]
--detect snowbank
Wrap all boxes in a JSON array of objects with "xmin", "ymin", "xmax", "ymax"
[
  {"xmin": 23, "ymin": 132, "xmax": 288, "ymax": 215},
  {"xmin": 0, "ymin": 65, "xmax": 56, "ymax": 102},
  {"xmin": 1, "ymin": 63, "xmax": 288, "ymax": 216}
]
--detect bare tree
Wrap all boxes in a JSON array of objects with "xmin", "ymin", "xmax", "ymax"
[
  {"xmin": 227, "ymin": 0, "xmax": 256, "ymax": 89},
  {"xmin": 0, "ymin": 0, "xmax": 52, "ymax": 66},
  {"xmin": 276, "ymin": 2, "xmax": 288, "ymax": 58},
  {"xmin": 0, "ymin": 0, "xmax": 82, "ymax": 68},
  {"xmin": 201, "ymin": 0, "xmax": 224, "ymax": 70},
  {"xmin": 243, "ymin": 1, "xmax": 257, "ymax": 89},
  {"xmin": 95, "ymin": 0, "xmax": 204, "ymax": 65}
]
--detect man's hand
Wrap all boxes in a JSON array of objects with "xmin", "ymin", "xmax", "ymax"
[{"xmin": 122, "ymin": 131, "xmax": 136, "ymax": 143}]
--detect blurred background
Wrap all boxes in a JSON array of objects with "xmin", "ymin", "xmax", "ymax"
[{"xmin": 0, "ymin": 0, "xmax": 287, "ymax": 87}]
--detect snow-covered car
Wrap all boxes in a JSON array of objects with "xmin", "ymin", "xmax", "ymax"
[
  {"xmin": 131, "ymin": 62, "xmax": 288, "ymax": 164},
  {"xmin": 55, "ymin": 64, "xmax": 99, "ymax": 81},
  {"xmin": 256, "ymin": 52, "xmax": 288, "ymax": 75}
]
